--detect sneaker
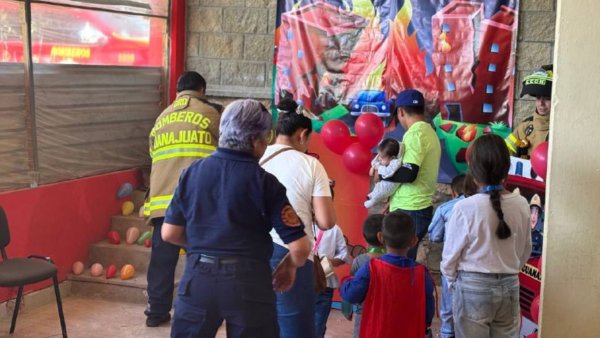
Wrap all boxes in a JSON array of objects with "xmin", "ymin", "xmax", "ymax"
[{"xmin": 145, "ymin": 313, "xmax": 171, "ymax": 327}]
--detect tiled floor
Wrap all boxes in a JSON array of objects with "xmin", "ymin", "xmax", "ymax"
[
  {"xmin": 0, "ymin": 297, "xmax": 353, "ymax": 338},
  {"xmin": 0, "ymin": 296, "xmax": 440, "ymax": 338}
]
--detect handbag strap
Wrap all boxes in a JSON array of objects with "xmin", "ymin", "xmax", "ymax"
[
  {"xmin": 314, "ymin": 227, "xmax": 325, "ymax": 254},
  {"xmin": 259, "ymin": 146, "xmax": 294, "ymax": 166}
]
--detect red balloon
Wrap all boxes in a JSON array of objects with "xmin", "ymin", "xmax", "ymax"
[
  {"xmin": 530, "ymin": 295, "xmax": 541, "ymax": 324},
  {"xmin": 321, "ymin": 120, "xmax": 353, "ymax": 154},
  {"xmin": 355, "ymin": 113, "xmax": 385, "ymax": 148},
  {"xmin": 342, "ymin": 142, "xmax": 373, "ymax": 175},
  {"xmin": 531, "ymin": 142, "xmax": 549, "ymax": 180}
]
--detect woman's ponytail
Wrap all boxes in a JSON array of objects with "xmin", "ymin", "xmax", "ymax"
[{"xmin": 490, "ymin": 189, "xmax": 511, "ymax": 239}]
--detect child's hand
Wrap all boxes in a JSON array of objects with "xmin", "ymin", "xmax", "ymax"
[{"xmin": 373, "ymin": 170, "xmax": 380, "ymax": 183}]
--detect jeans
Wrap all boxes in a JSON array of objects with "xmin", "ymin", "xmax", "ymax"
[
  {"xmin": 353, "ymin": 311, "xmax": 362, "ymax": 338},
  {"xmin": 314, "ymin": 287, "xmax": 334, "ymax": 338},
  {"xmin": 453, "ymin": 271, "xmax": 520, "ymax": 338},
  {"xmin": 397, "ymin": 207, "xmax": 433, "ymax": 260},
  {"xmin": 440, "ymin": 275, "xmax": 454, "ymax": 338},
  {"xmin": 171, "ymin": 255, "xmax": 278, "ymax": 338},
  {"xmin": 145, "ymin": 218, "xmax": 181, "ymax": 318},
  {"xmin": 269, "ymin": 243, "xmax": 316, "ymax": 338}
]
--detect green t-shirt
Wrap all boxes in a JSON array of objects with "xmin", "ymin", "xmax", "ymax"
[{"xmin": 390, "ymin": 121, "xmax": 441, "ymax": 211}]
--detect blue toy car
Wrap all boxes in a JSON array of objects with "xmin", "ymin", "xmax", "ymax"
[{"xmin": 349, "ymin": 89, "xmax": 394, "ymax": 117}]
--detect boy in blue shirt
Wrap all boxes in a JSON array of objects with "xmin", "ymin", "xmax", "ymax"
[
  {"xmin": 428, "ymin": 174, "xmax": 467, "ymax": 338},
  {"xmin": 341, "ymin": 210, "xmax": 434, "ymax": 338}
]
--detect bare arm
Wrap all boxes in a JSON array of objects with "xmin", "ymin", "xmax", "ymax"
[
  {"xmin": 313, "ymin": 196, "xmax": 336, "ymax": 230},
  {"xmin": 161, "ymin": 222, "xmax": 187, "ymax": 247},
  {"xmin": 287, "ymin": 235, "xmax": 312, "ymax": 267}
]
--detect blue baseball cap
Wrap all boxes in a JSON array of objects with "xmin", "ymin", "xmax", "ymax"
[{"xmin": 395, "ymin": 89, "xmax": 424, "ymax": 107}]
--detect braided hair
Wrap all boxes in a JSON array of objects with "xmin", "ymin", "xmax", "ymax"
[{"xmin": 468, "ymin": 134, "xmax": 512, "ymax": 239}]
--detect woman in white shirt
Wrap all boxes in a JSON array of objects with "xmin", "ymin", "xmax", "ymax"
[
  {"xmin": 441, "ymin": 134, "xmax": 532, "ymax": 338},
  {"xmin": 261, "ymin": 98, "xmax": 336, "ymax": 338}
]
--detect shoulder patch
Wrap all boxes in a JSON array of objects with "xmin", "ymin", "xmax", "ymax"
[
  {"xmin": 173, "ymin": 97, "xmax": 190, "ymax": 110},
  {"xmin": 524, "ymin": 124, "xmax": 534, "ymax": 136},
  {"xmin": 281, "ymin": 205, "xmax": 302, "ymax": 227}
]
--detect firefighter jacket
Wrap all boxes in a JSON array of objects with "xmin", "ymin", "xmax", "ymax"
[
  {"xmin": 144, "ymin": 90, "xmax": 222, "ymax": 221},
  {"xmin": 505, "ymin": 112, "xmax": 550, "ymax": 158}
]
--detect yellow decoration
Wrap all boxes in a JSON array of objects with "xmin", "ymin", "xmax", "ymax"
[
  {"xmin": 179, "ymin": 248, "xmax": 186, "ymax": 256},
  {"xmin": 121, "ymin": 201, "xmax": 135, "ymax": 216},
  {"xmin": 352, "ymin": 0, "xmax": 376, "ymax": 18},
  {"xmin": 364, "ymin": 60, "xmax": 387, "ymax": 90},
  {"xmin": 120, "ymin": 264, "xmax": 135, "ymax": 280}
]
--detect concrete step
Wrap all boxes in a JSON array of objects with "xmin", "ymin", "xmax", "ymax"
[
  {"xmin": 68, "ymin": 269, "xmax": 181, "ymax": 304},
  {"xmin": 111, "ymin": 214, "xmax": 153, "ymax": 238},
  {"xmin": 89, "ymin": 240, "xmax": 186, "ymax": 274}
]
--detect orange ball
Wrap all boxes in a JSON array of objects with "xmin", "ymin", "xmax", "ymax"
[{"xmin": 120, "ymin": 264, "xmax": 135, "ymax": 280}]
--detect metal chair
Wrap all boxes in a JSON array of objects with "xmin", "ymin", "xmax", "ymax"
[{"xmin": 0, "ymin": 206, "xmax": 67, "ymax": 337}]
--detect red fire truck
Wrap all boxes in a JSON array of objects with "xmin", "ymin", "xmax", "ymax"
[{"xmin": 0, "ymin": 1, "xmax": 163, "ymax": 66}]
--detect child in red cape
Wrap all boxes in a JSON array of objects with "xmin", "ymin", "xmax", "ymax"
[{"xmin": 340, "ymin": 210, "xmax": 435, "ymax": 338}]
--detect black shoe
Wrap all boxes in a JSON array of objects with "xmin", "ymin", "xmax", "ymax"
[{"xmin": 146, "ymin": 313, "xmax": 171, "ymax": 327}]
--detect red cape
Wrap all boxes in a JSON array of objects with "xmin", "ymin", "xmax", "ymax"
[{"xmin": 360, "ymin": 259, "xmax": 426, "ymax": 338}]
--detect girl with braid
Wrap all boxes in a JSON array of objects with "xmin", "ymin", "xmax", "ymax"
[{"xmin": 441, "ymin": 134, "xmax": 532, "ymax": 338}]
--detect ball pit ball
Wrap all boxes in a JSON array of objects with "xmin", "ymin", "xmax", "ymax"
[
  {"xmin": 90, "ymin": 263, "xmax": 104, "ymax": 277},
  {"xmin": 72, "ymin": 261, "xmax": 84, "ymax": 275},
  {"xmin": 120, "ymin": 264, "xmax": 135, "ymax": 280},
  {"xmin": 106, "ymin": 264, "xmax": 117, "ymax": 279},
  {"xmin": 125, "ymin": 227, "xmax": 140, "ymax": 244},
  {"xmin": 121, "ymin": 201, "xmax": 135, "ymax": 216}
]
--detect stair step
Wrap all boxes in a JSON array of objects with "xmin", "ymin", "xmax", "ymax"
[
  {"xmin": 111, "ymin": 214, "xmax": 153, "ymax": 237},
  {"xmin": 89, "ymin": 240, "xmax": 186, "ymax": 274},
  {"xmin": 68, "ymin": 269, "xmax": 181, "ymax": 304}
]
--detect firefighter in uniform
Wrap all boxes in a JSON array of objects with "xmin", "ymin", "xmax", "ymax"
[
  {"xmin": 161, "ymin": 99, "xmax": 312, "ymax": 338},
  {"xmin": 506, "ymin": 65, "xmax": 553, "ymax": 158},
  {"xmin": 144, "ymin": 71, "xmax": 222, "ymax": 327}
]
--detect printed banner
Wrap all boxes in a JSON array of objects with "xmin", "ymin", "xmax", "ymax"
[{"xmin": 274, "ymin": 0, "xmax": 519, "ymax": 180}]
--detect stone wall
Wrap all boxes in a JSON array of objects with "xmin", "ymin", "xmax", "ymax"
[
  {"xmin": 187, "ymin": 0, "xmax": 557, "ymax": 125},
  {"xmin": 186, "ymin": 0, "xmax": 276, "ymax": 100},
  {"xmin": 514, "ymin": 0, "xmax": 556, "ymax": 124}
]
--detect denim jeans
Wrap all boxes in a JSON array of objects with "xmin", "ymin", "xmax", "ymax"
[
  {"xmin": 171, "ymin": 254, "xmax": 278, "ymax": 338},
  {"xmin": 453, "ymin": 271, "xmax": 520, "ymax": 338},
  {"xmin": 314, "ymin": 287, "xmax": 334, "ymax": 338},
  {"xmin": 269, "ymin": 243, "xmax": 316, "ymax": 338},
  {"xmin": 145, "ymin": 218, "xmax": 181, "ymax": 318},
  {"xmin": 353, "ymin": 312, "xmax": 362, "ymax": 338},
  {"xmin": 397, "ymin": 207, "xmax": 433, "ymax": 260},
  {"xmin": 440, "ymin": 275, "xmax": 454, "ymax": 338}
]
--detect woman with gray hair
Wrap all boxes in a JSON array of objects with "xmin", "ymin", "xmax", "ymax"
[{"xmin": 162, "ymin": 99, "xmax": 312, "ymax": 338}]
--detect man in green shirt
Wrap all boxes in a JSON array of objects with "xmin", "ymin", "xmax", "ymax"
[{"xmin": 381, "ymin": 89, "xmax": 441, "ymax": 259}]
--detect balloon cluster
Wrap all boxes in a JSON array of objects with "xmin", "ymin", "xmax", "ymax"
[{"xmin": 320, "ymin": 114, "xmax": 384, "ymax": 175}]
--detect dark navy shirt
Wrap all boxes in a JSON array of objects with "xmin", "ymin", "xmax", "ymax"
[
  {"xmin": 340, "ymin": 253, "xmax": 435, "ymax": 325},
  {"xmin": 164, "ymin": 148, "xmax": 306, "ymax": 262}
]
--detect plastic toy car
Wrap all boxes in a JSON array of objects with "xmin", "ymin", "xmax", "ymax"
[{"xmin": 349, "ymin": 90, "xmax": 394, "ymax": 117}]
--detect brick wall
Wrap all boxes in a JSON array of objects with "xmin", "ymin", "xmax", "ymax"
[{"xmin": 187, "ymin": 0, "xmax": 556, "ymax": 125}]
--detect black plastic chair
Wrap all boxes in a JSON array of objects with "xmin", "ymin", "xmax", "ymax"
[{"xmin": 0, "ymin": 207, "xmax": 67, "ymax": 337}]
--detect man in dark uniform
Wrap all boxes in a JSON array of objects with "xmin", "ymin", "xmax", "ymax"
[
  {"xmin": 162, "ymin": 99, "xmax": 312, "ymax": 338},
  {"xmin": 506, "ymin": 65, "xmax": 553, "ymax": 157}
]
